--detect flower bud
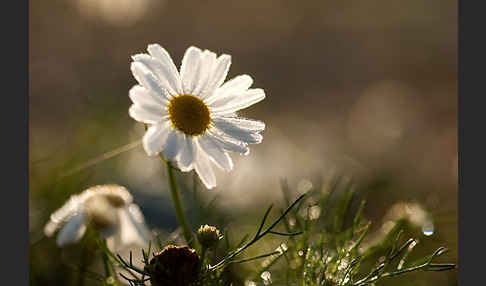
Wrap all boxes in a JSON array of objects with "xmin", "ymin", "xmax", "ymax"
[
  {"xmin": 197, "ymin": 225, "xmax": 222, "ymax": 249},
  {"xmin": 144, "ymin": 245, "xmax": 200, "ymax": 286}
]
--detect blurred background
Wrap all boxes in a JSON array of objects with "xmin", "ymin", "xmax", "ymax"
[{"xmin": 29, "ymin": 0, "xmax": 457, "ymax": 285}]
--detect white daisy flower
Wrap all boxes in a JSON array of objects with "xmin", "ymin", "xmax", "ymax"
[
  {"xmin": 44, "ymin": 184, "xmax": 151, "ymax": 249},
  {"xmin": 128, "ymin": 44, "xmax": 266, "ymax": 189}
]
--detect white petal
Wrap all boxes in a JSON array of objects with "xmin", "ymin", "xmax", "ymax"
[
  {"xmin": 197, "ymin": 135, "xmax": 233, "ymax": 171},
  {"xmin": 223, "ymin": 112, "xmax": 238, "ymax": 118},
  {"xmin": 127, "ymin": 204, "xmax": 152, "ymax": 241},
  {"xmin": 147, "ymin": 44, "xmax": 182, "ymax": 92},
  {"xmin": 200, "ymin": 54, "xmax": 231, "ymax": 100},
  {"xmin": 129, "ymin": 85, "xmax": 168, "ymax": 107},
  {"xmin": 192, "ymin": 50, "xmax": 217, "ymax": 97},
  {"xmin": 142, "ymin": 121, "xmax": 171, "ymax": 156},
  {"xmin": 56, "ymin": 212, "xmax": 87, "ymax": 247},
  {"xmin": 206, "ymin": 74, "xmax": 253, "ymax": 104},
  {"xmin": 180, "ymin": 46, "xmax": 204, "ymax": 94},
  {"xmin": 44, "ymin": 195, "xmax": 84, "ymax": 237},
  {"xmin": 163, "ymin": 130, "xmax": 184, "ymax": 160},
  {"xmin": 177, "ymin": 136, "xmax": 196, "ymax": 171},
  {"xmin": 127, "ymin": 204, "xmax": 148, "ymax": 226},
  {"xmin": 215, "ymin": 117, "xmax": 265, "ymax": 132},
  {"xmin": 130, "ymin": 62, "xmax": 171, "ymax": 98},
  {"xmin": 207, "ymin": 129, "xmax": 250, "ymax": 155},
  {"xmin": 211, "ymin": 88, "xmax": 265, "ymax": 115},
  {"xmin": 194, "ymin": 143, "xmax": 216, "ymax": 189},
  {"xmin": 212, "ymin": 118, "xmax": 263, "ymax": 144},
  {"xmin": 129, "ymin": 104, "xmax": 167, "ymax": 124},
  {"xmin": 117, "ymin": 208, "xmax": 150, "ymax": 247},
  {"xmin": 132, "ymin": 53, "xmax": 182, "ymax": 96},
  {"xmin": 44, "ymin": 221, "xmax": 59, "ymax": 238}
]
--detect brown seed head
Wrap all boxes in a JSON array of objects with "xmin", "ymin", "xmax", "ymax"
[{"xmin": 145, "ymin": 245, "xmax": 200, "ymax": 286}]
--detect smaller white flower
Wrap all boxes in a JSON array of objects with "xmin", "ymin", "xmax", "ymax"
[
  {"xmin": 44, "ymin": 184, "xmax": 151, "ymax": 249},
  {"xmin": 128, "ymin": 44, "xmax": 266, "ymax": 189}
]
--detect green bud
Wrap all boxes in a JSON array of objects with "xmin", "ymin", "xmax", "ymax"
[{"xmin": 197, "ymin": 225, "xmax": 222, "ymax": 249}]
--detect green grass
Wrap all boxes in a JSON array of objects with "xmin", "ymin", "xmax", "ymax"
[{"xmin": 99, "ymin": 175, "xmax": 455, "ymax": 286}]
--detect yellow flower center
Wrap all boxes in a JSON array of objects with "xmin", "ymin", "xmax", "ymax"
[{"xmin": 167, "ymin": 94, "xmax": 211, "ymax": 136}]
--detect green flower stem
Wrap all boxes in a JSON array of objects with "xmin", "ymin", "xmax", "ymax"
[
  {"xmin": 164, "ymin": 159, "xmax": 194, "ymax": 245},
  {"xmin": 200, "ymin": 247, "xmax": 207, "ymax": 269},
  {"xmin": 100, "ymin": 239, "xmax": 117, "ymax": 285}
]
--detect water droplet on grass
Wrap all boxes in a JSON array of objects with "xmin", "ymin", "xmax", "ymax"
[
  {"xmin": 261, "ymin": 271, "xmax": 272, "ymax": 285},
  {"xmin": 422, "ymin": 222, "xmax": 435, "ymax": 236}
]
